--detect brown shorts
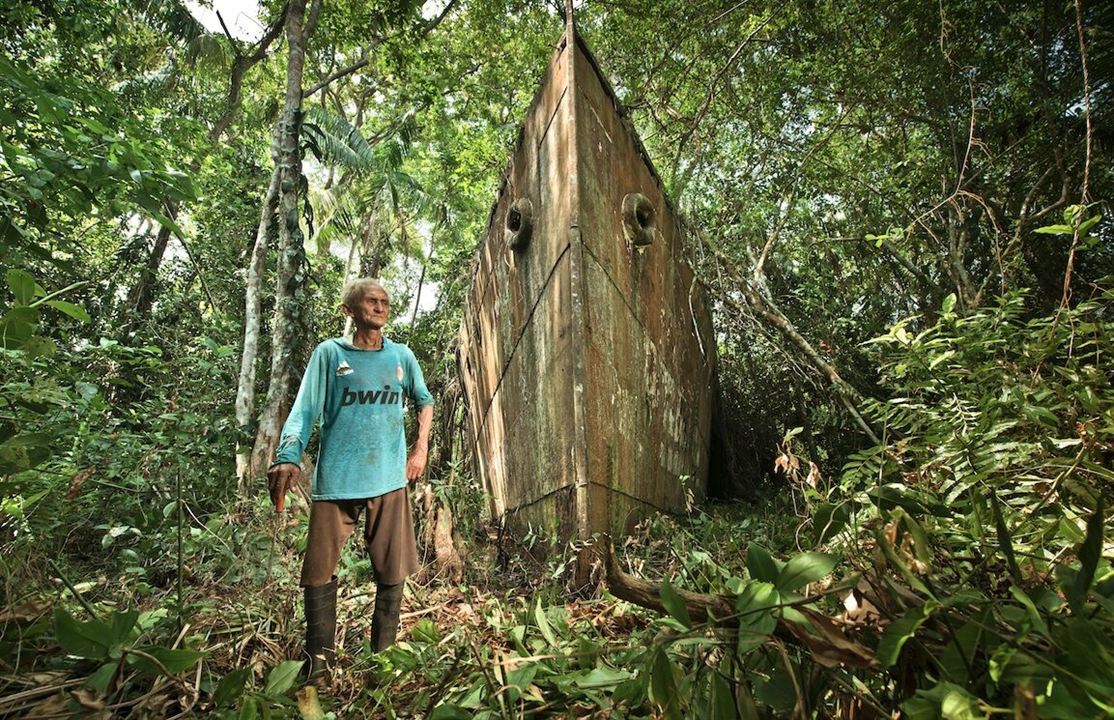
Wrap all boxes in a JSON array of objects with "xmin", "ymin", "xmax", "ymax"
[{"xmin": 300, "ymin": 487, "xmax": 419, "ymax": 587}]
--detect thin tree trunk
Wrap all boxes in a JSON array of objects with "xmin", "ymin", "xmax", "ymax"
[
  {"xmin": 235, "ymin": 165, "xmax": 281, "ymax": 490},
  {"xmin": 739, "ymin": 285, "xmax": 880, "ymax": 445},
  {"xmin": 248, "ymin": 0, "xmax": 323, "ymax": 482},
  {"xmin": 410, "ymin": 239, "xmax": 434, "ymax": 323},
  {"xmin": 125, "ymin": 202, "xmax": 179, "ymax": 321},
  {"xmin": 360, "ymin": 210, "xmax": 385, "ymax": 278},
  {"xmin": 341, "ymin": 229, "xmax": 360, "ymax": 336}
]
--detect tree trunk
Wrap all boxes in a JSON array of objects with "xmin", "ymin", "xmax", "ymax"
[
  {"xmin": 340, "ymin": 222, "xmax": 361, "ymax": 336},
  {"xmin": 247, "ymin": 0, "xmax": 323, "ymax": 483},
  {"xmin": 602, "ymin": 542, "xmax": 878, "ymax": 669},
  {"xmin": 235, "ymin": 165, "xmax": 281, "ymax": 491},
  {"xmin": 124, "ymin": 201, "xmax": 179, "ymax": 321},
  {"xmin": 419, "ymin": 377, "xmax": 465, "ymax": 583}
]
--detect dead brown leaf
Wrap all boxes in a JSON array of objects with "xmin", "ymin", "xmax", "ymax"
[
  {"xmin": 69, "ymin": 688, "xmax": 106, "ymax": 711},
  {"xmin": 781, "ymin": 609, "xmax": 879, "ymax": 670},
  {"xmin": 65, "ymin": 467, "xmax": 96, "ymax": 501},
  {"xmin": 23, "ymin": 692, "xmax": 71, "ymax": 718},
  {"xmin": 0, "ymin": 598, "xmax": 52, "ymax": 624}
]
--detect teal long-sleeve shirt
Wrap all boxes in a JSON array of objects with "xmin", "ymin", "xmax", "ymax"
[{"xmin": 273, "ymin": 337, "xmax": 434, "ymax": 500}]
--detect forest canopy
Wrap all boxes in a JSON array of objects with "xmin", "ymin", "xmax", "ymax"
[{"xmin": 1, "ymin": 0, "xmax": 1111, "ymax": 717}]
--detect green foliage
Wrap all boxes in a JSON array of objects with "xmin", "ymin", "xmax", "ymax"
[
  {"xmin": 787, "ymin": 283, "xmax": 1114, "ymax": 715},
  {"xmin": 0, "ymin": 271, "xmax": 92, "ymax": 488},
  {"xmin": 0, "ymin": 51, "xmax": 196, "ymax": 267}
]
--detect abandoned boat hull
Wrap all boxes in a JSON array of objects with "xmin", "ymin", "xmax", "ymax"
[{"xmin": 458, "ymin": 31, "xmax": 715, "ymax": 577}]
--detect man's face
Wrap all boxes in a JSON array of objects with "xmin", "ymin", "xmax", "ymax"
[{"xmin": 343, "ymin": 287, "xmax": 391, "ymax": 330}]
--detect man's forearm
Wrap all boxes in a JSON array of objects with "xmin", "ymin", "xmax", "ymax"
[{"xmin": 414, "ymin": 405, "xmax": 433, "ymax": 451}]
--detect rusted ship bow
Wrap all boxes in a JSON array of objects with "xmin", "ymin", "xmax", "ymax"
[{"xmin": 458, "ymin": 26, "xmax": 716, "ymax": 584}]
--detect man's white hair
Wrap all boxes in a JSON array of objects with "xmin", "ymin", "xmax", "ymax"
[{"xmin": 341, "ymin": 278, "xmax": 388, "ymax": 307}]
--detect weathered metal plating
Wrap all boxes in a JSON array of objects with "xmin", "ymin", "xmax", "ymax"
[{"xmin": 457, "ymin": 29, "xmax": 716, "ymax": 585}]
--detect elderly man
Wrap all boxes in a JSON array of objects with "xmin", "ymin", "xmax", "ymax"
[{"xmin": 266, "ymin": 278, "xmax": 434, "ymax": 681}]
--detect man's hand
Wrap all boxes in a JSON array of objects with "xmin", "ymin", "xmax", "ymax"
[
  {"xmin": 405, "ymin": 447, "xmax": 428, "ymax": 482},
  {"xmin": 267, "ymin": 462, "xmax": 300, "ymax": 511}
]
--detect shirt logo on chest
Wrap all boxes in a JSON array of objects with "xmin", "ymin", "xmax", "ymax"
[
  {"xmin": 396, "ymin": 364, "xmax": 404, "ymax": 382},
  {"xmin": 341, "ymin": 385, "xmax": 401, "ymax": 407},
  {"xmin": 336, "ymin": 360, "xmax": 353, "ymax": 377}
]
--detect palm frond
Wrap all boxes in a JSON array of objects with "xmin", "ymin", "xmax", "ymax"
[{"xmin": 303, "ymin": 107, "xmax": 377, "ymax": 171}]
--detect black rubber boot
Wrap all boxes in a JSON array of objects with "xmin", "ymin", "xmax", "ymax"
[
  {"xmin": 371, "ymin": 581, "xmax": 404, "ymax": 651},
  {"xmin": 303, "ymin": 578, "xmax": 337, "ymax": 681}
]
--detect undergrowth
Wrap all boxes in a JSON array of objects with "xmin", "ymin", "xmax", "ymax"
[{"xmin": 2, "ymin": 281, "xmax": 1113, "ymax": 718}]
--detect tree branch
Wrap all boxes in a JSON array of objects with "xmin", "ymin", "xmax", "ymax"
[
  {"xmin": 303, "ymin": 0, "xmax": 458, "ymax": 99},
  {"xmin": 215, "ymin": 11, "xmax": 241, "ymax": 56},
  {"xmin": 701, "ymin": 230, "xmax": 881, "ymax": 444},
  {"xmin": 209, "ymin": 4, "xmax": 288, "ymax": 142},
  {"xmin": 303, "ymin": 53, "xmax": 373, "ymax": 98}
]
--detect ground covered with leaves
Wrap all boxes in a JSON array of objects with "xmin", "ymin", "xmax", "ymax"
[{"xmin": 0, "ymin": 488, "xmax": 786, "ymax": 718}]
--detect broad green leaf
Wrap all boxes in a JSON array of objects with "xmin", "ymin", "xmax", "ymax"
[
  {"xmin": 754, "ymin": 665, "xmax": 797, "ymax": 714},
  {"xmin": 776, "ymin": 552, "xmax": 835, "ymax": 591},
  {"xmin": 506, "ymin": 663, "xmax": 537, "ymax": 691},
  {"xmin": 129, "ymin": 647, "xmax": 205, "ymax": 675},
  {"xmin": 430, "ymin": 705, "xmax": 473, "ymax": 720},
  {"xmin": 533, "ymin": 598, "xmax": 558, "ymax": 646},
  {"xmin": 1, "ymin": 305, "xmax": 38, "ymax": 349},
  {"xmin": 708, "ymin": 669, "xmax": 736, "ymax": 720},
  {"xmin": 941, "ymin": 293, "xmax": 956, "ymax": 314},
  {"xmin": 1077, "ymin": 213, "xmax": 1101, "ymax": 234},
  {"xmin": 85, "ymin": 662, "xmax": 117, "ymax": 695},
  {"xmin": 1068, "ymin": 500, "xmax": 1104, "ymax": 612},
  {"xmin": 990, "ymin": 495, "xmax": 1021, "ymax": 585},
  {"xmin": 264, "ymin": 659, "xmax": 304, "ymax": 695},
  {"xmin": 613, "ymin": 675, "xmax": 647, "ymax": 707},
  {"xmin": 660, "ymin": 579, "xmax": 692, "ymax": 628},
  {"xmin": 939, "ymin": 684, "xmax": 981, "ymax": 720},
  {"xmin": 411, "ymin": 618, "xmax": 440, "ymax": 644},
  {"xmin": 574, "ymin": 666, "xmax": 633, "ymax": 689},
  {"xmin": 745, "ymin": 543, "xmax": 779, "ymax": 582},
  {"xmin": 457, "ymin": 681, "xmax": 484, "ymax": 709},
  {"xmin": 1039, "ymin": 680, "xmax": 1101, "ymax": 719},
  {"xmin": 877, "ymin": 601, "xmax": 939, "ymax": 667},
  {"xmin": 648, "ymin": 649, "xmax": 682, "ymax": 720},
  {"xmin": 735, "ymin": 581, "xmax": 778, "ymax": 652},
  {"xmin": 110, "ymin": 610, "xmax": 139, "ymax": 647},
  {"xmin": 45, "ymin": 300, "xmax": 91, "ymax": 322},
  {"xmin": 903, "ymin": 682, "xmax": 980, "ymax": 720},
  {"xmin": 0, "ymin": 317, "xmax": 33, "ymax": 349},
  {"xmin": 54, "ymin": 607, "xmax": 111, "ymax": 659},
  {"xmin": 5, "ymin": 269, "xmax": 43, "ymax": 305},
  {"xmin": 214, "ymin": 667, "xmax": 251, "ymax": 708},
  {"xmin": 1033, "ymin": 224, "xmax": 1073, "ymax": 235},
  {"xmin": 813, "ymin": 502, "xmax": 850, "ymax": 544},
  {"xmin": 238, "ymin": 695, "xmax": 259, "ymax": 720}
]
